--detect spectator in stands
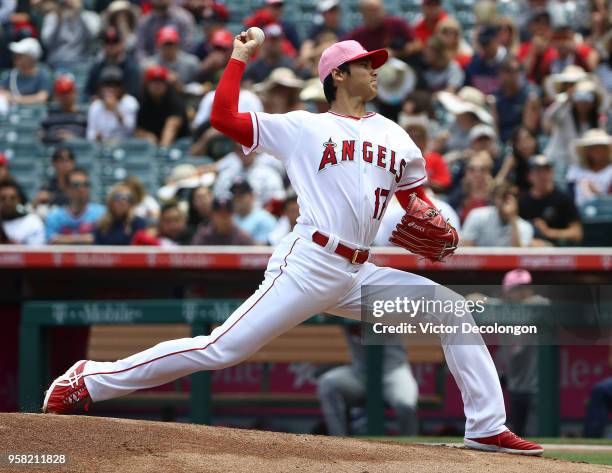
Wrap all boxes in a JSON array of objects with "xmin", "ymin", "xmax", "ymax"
[
  {"xmin": 186, "ymin": 185, "xmax": 213, "ymax": 241},
  {"xmin": 268, "ymin": 192, "xmax": 299, "ymax": 246},
  {"xmin": 543, "ymin": 77, "xmax": 607, "ymax": 171},
  {"xmin": 94, "ymin": 182, "xmax": 147, "ymax": 245},
  {"xmin": 518, "ymin": 9, "xmax": 556, "ymax": 85},
  {"xmin": 191, "ymin": 196, "xmax": 254, "ymax": 245},
  {"xmin": 192, "ymin": 2, "xmax": 230, "ymax": 61},
  {"xmin": 462, "ymin": 182, "xmax": 534, "ymax": 247},
  {"xmin": 132, "ymin": 200, "xmax": 188, "ymax": 246},
  {"xmin": 0, "ymin": 180, "xmax": 45, "ymax": 245},
  {"xmin": 464, "ymin": 25, "xmax": 505, "ymax": 95},
  {"xmin": 34, "ymin": 147, "xmax": 76, "ymax": 208},
  {"xmin": 400, "ymin": 114, "xmax": 451, "ymax": 193},
  {"xmin": 550, "ymin": 23, "xmax": 598, "ymax": 74},
  {"xmin": 101, "ymin": 0, "xmax": 139, "ymax": 54},
  {"xmin": 468, "ymin": 124, "xmax": 500, "ymax": 161},
  {"xmin": 435, "ymin": 17, "xmax": 472, "ymax": 69},
  {"xmin": 437, "ymin": 86, "xmax": 495, "ymax": 154},
  {"xmin": 494, "ymin": 56, "xmax": 541, "ymax": 144},
  {"xmin": 86, "ymin": 65, "xmax": 139, "ymax": 143},
  {"xmin": 0, "ymin": 38, "xmax": 51, "ymax": 107},
  {"xmin": 244, "ymin": 24, "xmax": 297, "ymax": 84},
  {"xmin": 197, "ymin": 28, "xmax": 234, "ymax": 86},
  {"xmin": 145, "ymin": 26, "xmax": 199, "ymax": 89},
  {"xmin": 495, "ymin": 126, "xmax": 540, "ymax": 191},
  {"xmin": 214, "ymin": 145, "xmax": 285, "ymax": 209},
  {"xmin": 85, "ymin": 26, "xmax": 141, "ymax": 99},
  {"xmin": 496, "ymin": 16, "xmax": 520, "ymax": 56},
  {"xmin": 298, "ymin": 0, "xmax": 344, "ymax": 69},
  {"xmin": 256, "ymin": 67, "xmax": 304, "ymax": 114},
  {"xmin": 318, "ymin": 326, "xmax": 418, "ymax": 436},
  {"xmin": 137, "ymin": 0, "xmax": 195, "ymax": 57},
  {"xmin": 123, "ymin": 176, "xmax": 160, "ymax": 224},
  {"xmin": 41, "ymin": 76, "xmax": 87, "ymax": 145},
  {"xmin": 413, "ymin": 0, "xmax": 447, "ymax": 47},
  {"xmin": 344, "ymin": 0, "xmax": 419, "ymax": 60},
  {"xmin": 519, "ymin": 154, "xmax": 583, "ymax": 246},
  {"xmin": 135, "ymin": 65, "xmax": 189, "ymax": 147},
  {"xmin": 448, "ymin": 151, "xmax": 495, "ymax": 223},
  {"xmin": 45, "ymin": 168, "xmax": 105, "ymax": 244},
  {"xmin": 587, "ymin": 0, "xmax": 610, "ymax": 57},
  {"xmin": 584, "ymin": 375, "xmax": 612, "ymax": 437},
  {"xmin": 567, "ymin": 129, "xmax": 612, "ymax": 206},
  {"xmin": 230, "ymin": 179, "xmax": 276, "ymax": 245},
  {"xmin": 244, "ymin": 0, "xmax": 301, "ymax": 51},
  {"xmin": 415, "ymin": 34, "xmax": 464, "ymax": 93},
  {"xmin": 41, "ymin": 0, "xmax": 100, "ymax": 70}
]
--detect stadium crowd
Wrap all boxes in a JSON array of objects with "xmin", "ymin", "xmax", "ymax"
[{"xmin": 0, "ymin": 0, "xmax": 611, "ymax": 247}]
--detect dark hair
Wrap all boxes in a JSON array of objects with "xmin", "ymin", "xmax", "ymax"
[
  {"xmin": 0, "ymin": 180, "xmax": 22, "ymax": 202},
  {"xmin": 500, "ymin": 55, "xmax": 521, "ymax": 73},
  {"xmin": 161, "ymin": 200, "xmax": 181, "ymax": 216},
  {"xmin": 511, "ymin": 126, "xmax": 539, "ymax": 161},
  {"xmin": 51, "ymin": 147, "xmax": 75, "ymax": 162},
  {"xmin": 402, "ymin": 91, "xmax": 436, "ymax": 119},
  {"xmin": 323, "ymin": 62, "xmax": 350, "ymax": 104},
  {"xmin": 187, "ymin": 186, "xmax": 211, "ymax": 226}
]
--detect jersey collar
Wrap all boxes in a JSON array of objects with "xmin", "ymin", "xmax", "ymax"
[{"xmin": 327, "ymin": 110, "xmax": 377, "ymax": 120}]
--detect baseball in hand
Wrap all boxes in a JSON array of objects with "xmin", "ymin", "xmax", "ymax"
[{"xmin": 246, "ymin": 27, "xmax": 265, "ymax": 46}]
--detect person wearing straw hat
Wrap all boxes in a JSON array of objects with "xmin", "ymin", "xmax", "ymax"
[
  {"xmin": 567, "ymin": 128, "xmax": 612, "ymax": 206},
  {"xmin": 437, "ymin": 86, "xmax": 495, "ymax": 153},
  {"xmin": 543, "ymin": 75, "xmax": 610, "ymax": 173},
  {"xmin": 254, "ymin": 67, "xmax": 304, "ymax": 114},
  {"xmin": 44, "ymin": 33, "xmax": 545, "ymax": 457}
]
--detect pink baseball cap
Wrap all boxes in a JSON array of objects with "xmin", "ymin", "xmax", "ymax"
[
  {"xmin": 502, "ymin": 269, "xmax": 532, "ymax": 291},
  {"xmin": 318, "ymin": 40, "xmax": 388, "ymax": 83}
]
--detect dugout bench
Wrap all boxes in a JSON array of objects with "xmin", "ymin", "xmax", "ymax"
[{"xmin": 19, "ymin": 299, "xmax": 564, "ymax": 435}]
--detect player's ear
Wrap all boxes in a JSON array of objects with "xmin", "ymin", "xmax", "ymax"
[{"xmin": 331, "ymin": 67, "xmax": 346, "ymax": 85}]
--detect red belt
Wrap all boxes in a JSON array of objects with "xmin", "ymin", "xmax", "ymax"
[{"xmin": 312, "ymin": 231, "xmax": 370, "ymax": 264}]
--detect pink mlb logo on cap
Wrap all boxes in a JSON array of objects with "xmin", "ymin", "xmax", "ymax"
[{"xmin": 317, "ymin": 40, "xmax": 388, "ymax": 83}]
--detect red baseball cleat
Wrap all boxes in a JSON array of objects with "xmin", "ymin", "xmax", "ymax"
[
  {"xmin": 464, "ymin": 429, "xmax": 544, "ymax": 456},
  {"xmin": 42, "ymin": 360, "xmax": 92, "ymax": 414}
]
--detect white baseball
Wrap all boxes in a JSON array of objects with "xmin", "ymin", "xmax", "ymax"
[{"xmin": 246, "ymin": 27, "xmax": 265, "ymax": 46}]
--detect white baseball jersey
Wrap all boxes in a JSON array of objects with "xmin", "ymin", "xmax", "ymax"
[{"xmin": 243, "ymin": 110, "xmax": 427, "ymax": 248}]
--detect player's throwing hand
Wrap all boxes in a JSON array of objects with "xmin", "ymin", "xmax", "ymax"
[{"xmin": 231, "ymin": 31, "xmax": 260, "ymax": 64}]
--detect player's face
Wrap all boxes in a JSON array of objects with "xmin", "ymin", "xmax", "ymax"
[{"xmin": 345, "ymin": 58, "xmax": 378, "ymax": 102}]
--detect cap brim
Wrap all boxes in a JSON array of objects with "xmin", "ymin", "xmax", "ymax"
[{"xmin": 347, "ymin": 48, "xmax": 388, "ymax": 70}]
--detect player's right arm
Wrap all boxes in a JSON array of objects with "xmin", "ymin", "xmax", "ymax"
[
  {"xmin": 211, "ymin": 31, "xmax": 304, "ymax": 162},
  {"xmin": 210, "ymin": 32, "xmax": 259, "ymax": 148}
]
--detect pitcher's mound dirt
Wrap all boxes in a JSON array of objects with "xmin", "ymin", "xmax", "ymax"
[{"xmin": 0, "ymin": 413, "xmax": 609, "ymax": 473}]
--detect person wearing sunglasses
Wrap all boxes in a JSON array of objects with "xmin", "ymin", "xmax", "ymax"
[
  {"xmin": 45, "ymin": 168, "xmax": 105, "ymax": 244},
  {"xmin": 94, "ymin": 183, "xmax": 147, "ymax": 245}
]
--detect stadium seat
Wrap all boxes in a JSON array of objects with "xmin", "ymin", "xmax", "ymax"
[
  {"xmin": 580, "ymin": 198, "xmax": 612, "ymax": 247},
  {"xmin": 103, "ymin": 139, "xmax": 157, "ymax": 162},
  {"xmin": 63, "ymin": 139, "xmax": 101, "ymax": 162}
]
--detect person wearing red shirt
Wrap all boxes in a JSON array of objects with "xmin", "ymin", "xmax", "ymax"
[
  {"xmin": 400, "ymin": 114, "xmax": 451, "ymax": 193},
  {"xmin": 343, "ymin": 0, "xmax": 419, "ymax": 60},
  {"xmin": 517, "ymin": 9, "xmax": 556, "ymax": 84},
  {"xmin": 413, "ymin": 0, "xmax": 447, "ymax": 46}
]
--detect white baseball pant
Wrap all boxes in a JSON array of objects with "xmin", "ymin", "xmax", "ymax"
[{"xmin": 82, "ymin": 231, "xmax": 507, "ymax": 437}]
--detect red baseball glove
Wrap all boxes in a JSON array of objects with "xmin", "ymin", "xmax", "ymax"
[{"xmin": 389, "ymin": 193, "xmax": 459, "ymax": 262}]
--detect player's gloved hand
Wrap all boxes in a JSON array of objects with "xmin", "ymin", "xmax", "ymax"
[{"xmin": 389, "ymin": 192, "xmax": 459, "ymax": 262}]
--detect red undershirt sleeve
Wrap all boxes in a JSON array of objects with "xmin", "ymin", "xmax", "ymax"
[
  {"xmin": 396, "ymin": 185, "xmax": 434, "ymax": 209},
  {"xmin": 210, "ymin": 58, "xmax": 254, "ymax": 148}
]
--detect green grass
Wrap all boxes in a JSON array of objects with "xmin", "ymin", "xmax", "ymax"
[
  {"xmin": 543, "ymin": 451, "xmax": 612, "ymax": 466},
  {"xmin": 366, "ymin": 436, "xmax": 612, "ymax": 467}
]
